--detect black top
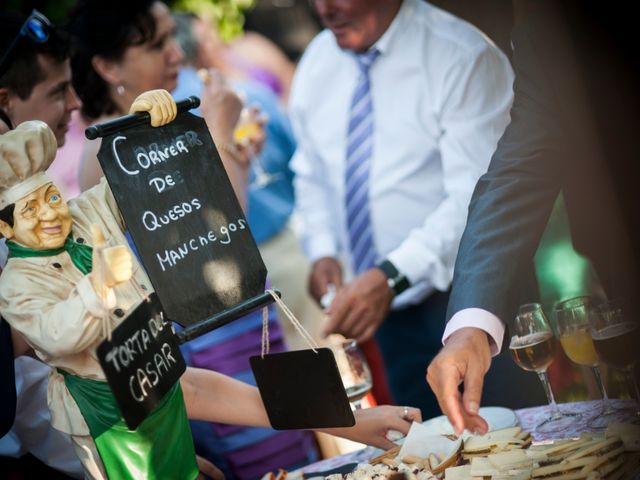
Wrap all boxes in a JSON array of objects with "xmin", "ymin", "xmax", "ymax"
[{"xmin": 0, "ymin": 318, "xmax": 16, "ymax": 437}]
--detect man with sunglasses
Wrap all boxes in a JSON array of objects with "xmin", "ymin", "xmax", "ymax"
[{"xmin": 0, "ymin": 11, "xmax": 81, "ymax": 146}]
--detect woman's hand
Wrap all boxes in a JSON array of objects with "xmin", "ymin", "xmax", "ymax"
[
  {"xmin": 320, "ymin": 405, "xmax": 422, "ymax": 451},
  {"xmin": 199, "ymin": 69, "xmax": 243, "ymax": 148},
  {"xmin": 233, "ymin": 105, "xmax": 267, "ymax": 162}
]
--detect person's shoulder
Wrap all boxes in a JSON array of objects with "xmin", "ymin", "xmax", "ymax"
[
  {"xmin": 414, "ymin": 1, "xmax": 499, "ymax": 55},
  {"xmin": 291, "ymin": 29, "xmax": 344, "ymax": 104},
  {"xmin": 295, "ymin": 29, "xmax": 343, "ymax": 74}
]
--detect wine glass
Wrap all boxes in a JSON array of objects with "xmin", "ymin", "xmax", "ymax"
[
  {"xmin": 555, "ymin": 296, "xmax": 616, "ymax": 429},
  {"xmin": 590, "ymin": 300, "xmax": 640, "ymax": 419},
  {"xmin": 233, "ymin": 108, "xmax": 281, "ymax": 190},
  {"xmin": 509, "ymin": 303, "xmax": 581, "ymax": 433},
  {"xmin": 331, "ymin": 339, "xmax": 373, "ymax": 409}
]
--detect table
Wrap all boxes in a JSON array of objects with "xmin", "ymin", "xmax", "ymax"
[{"xmin": 302, "ymin": 399, "xmax": 639, "ymax": 474}]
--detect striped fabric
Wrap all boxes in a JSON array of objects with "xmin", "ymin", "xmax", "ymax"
[{"xmin": 345, "ymin": 48, "xmax": 380, "ymax": 274}]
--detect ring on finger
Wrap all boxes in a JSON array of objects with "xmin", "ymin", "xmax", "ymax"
[{"xmin": 402, "ymin": 406, "xmax": 410, "ymax": 420}]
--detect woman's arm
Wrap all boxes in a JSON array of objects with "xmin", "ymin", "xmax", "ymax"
[
  {"xmin": 180, "ymin": 367, "xmax": 422, "ymax": 450},
  {"xmin": 181, "ymin": 367, "xmax": 270, "ymax": 427}
]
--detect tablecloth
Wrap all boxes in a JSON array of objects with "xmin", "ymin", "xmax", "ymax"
[{"xmin": 302, "ymin": 398, "xmax": 639, "ymax": 474}]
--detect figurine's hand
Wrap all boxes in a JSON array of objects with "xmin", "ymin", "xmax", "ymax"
[
  {"xmin": 90, "ymin": 224, "xmax": 133, "ymax": 300},
  {"xmin": 129, "ymin": 89, "xmax": 177, "ymax": 127}
]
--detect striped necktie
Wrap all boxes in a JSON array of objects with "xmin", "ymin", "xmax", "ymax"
[{"xmin": 345, "ymin": 48, "xmax": 380, "ymax": 274}]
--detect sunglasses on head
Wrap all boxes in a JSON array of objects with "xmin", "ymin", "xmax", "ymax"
[{"xmin": 0, "ymin": 10, "xmax": 52, "ymax": 78}]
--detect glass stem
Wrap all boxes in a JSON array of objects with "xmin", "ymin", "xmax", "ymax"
[
  {"xmin": 538, "ymin": 371, "xmax": 560, "ymax": 415},
  {"xmin": 592, "ymin": 365, "xmax": 609, "ymax": 403},
  {"xmin": 624, "ymin": 365, "xmax": 640, "ymax": 402}
]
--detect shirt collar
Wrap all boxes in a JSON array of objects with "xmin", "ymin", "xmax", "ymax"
[{"xmin": 369, "ymin": 0, "xmax": 415, "ymax": 57}]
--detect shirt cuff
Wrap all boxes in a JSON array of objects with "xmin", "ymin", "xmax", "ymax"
[
  {"xmin": 76, "ymin": 276, "xmax": 117, "ymax": 317},
  {"xmin": 442, "ymin": 308, "xmax": 505, "ymax": 356}
]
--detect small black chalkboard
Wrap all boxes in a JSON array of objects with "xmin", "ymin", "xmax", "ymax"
[
  {"xmin": 250, "ymin": 349, "xmax": 355, "ymax": 430},
  {"xmin": 97, "ymin": 293, "xmax": 186, "ymax": 430},
  {"xmin": 96, "ymin": 111, "xmax": 267, "ymax": 326}
]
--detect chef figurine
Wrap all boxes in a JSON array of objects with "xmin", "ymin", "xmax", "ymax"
[{"xmin": 0, "ymin": 90, "xmax": 198, "ymax": 479}]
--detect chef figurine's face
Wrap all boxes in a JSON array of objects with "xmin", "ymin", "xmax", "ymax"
[{"xmin": 0, "ymin": 182, "xmax": 72, "ymax": 249}]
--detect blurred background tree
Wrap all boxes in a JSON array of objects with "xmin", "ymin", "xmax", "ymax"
[{"xmin": 169, "ymin": 0, "xmax": 254, "ymax": 41}]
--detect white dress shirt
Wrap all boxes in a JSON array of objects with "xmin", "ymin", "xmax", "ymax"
[{"xmin": 290, "ymin": 0, "xmax": 514, "ymax": 309}]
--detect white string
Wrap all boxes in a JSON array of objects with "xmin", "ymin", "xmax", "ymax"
[
  {"xmin": 261, "ymin": 289, "xmax": 319, "ymax": 358},
  {"xmin": 261, "ymin": 304, "xmax": 270, "ymax": 358}
]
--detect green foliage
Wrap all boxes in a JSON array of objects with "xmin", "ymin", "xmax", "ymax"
[
  {"xmin": 2, "ymin": 1, "xmax": 253, "ymax": 41},
  {"xmin": 168, "ymin": 0, "xmax": 254, "ymax": 41}
]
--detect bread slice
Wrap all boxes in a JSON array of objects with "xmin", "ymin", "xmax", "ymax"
[
  {"xmin": 606, "ymin": 422, "xmax": 640, "ymax": 452},
  {"xmin": 470, "ymin": 456, "xmax": 498, "ymax": 477},
  {"xmin": 492, "ymin": 469, "xmax": 532, "ymax": 480},
  {"xmin": 444, "ymin": 464, "xmax": 472, "ymax": 480},
  {"xmin": 488, "ymin": 449, "xmax": 533, "ymax": 471},
  {"xmin": 532, "ymin": 455, "xmax": 596, "ymax": 478}
]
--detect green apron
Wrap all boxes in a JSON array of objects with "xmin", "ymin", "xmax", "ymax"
[
  {"xmin": 6, "ymin": 237, "xmax": 198, "ymax": 479},
  {"xmin": 61, "ymin": 371, "xmax": 198, "ymax": 479}
]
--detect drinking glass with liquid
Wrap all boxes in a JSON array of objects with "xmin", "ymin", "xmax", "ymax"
[
  {"xmin": 509, "ymin": 303, "xmax": 580, "ymax": 433},
  {"xmin": 555, "ymin": 296, "xmax": 615, "ymax": 428},
  {"xmin": 591, "ymin": 301, "xmax": 640, "ymax": 417},
  {"xmin": 331, "ymin": 339, "xmax": 373, "ymax": 410}
]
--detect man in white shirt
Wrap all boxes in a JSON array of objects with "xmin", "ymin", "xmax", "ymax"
[{"xmin": 290, "ymin": 0, "xmax": 514, "ymax": 415}]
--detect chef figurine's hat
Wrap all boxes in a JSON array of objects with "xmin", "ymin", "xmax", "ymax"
[{"xmin": 0, "ymin": 120, "xmax": 57, "ymax": 210}]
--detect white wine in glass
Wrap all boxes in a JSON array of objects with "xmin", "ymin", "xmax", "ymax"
[{"xmin": 509, "ymin": 303, "xmax": 580, "ymax": 433}]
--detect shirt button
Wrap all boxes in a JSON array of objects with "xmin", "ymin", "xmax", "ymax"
[
  {"xmin": 114, "ymin": 308, "xmax": 125, "ymax": 318},
  {"xmin": 52, "ymin": 262, "xmax": 62, "ymax": 269},
  {"xmin": 76, "ymin": 237, "xmax": 85, "ymax": 244}
]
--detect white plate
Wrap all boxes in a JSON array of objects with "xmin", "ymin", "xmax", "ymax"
[{"xmin": 419, "ymin": 406, "xmax": 518, "ymax": 437}]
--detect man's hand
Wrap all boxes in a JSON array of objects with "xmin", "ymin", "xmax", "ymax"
[
  {"xmin": 90, "ymin": 224, "xmax": 133, "ymax": 300},
  {"xmin": 426, "ymin": 327, "xmax": 492, "ymax": 436},
  {"xmin": 129, "ymin": 89, "xmax": 177, "ymax": 127},
  {"xmin": 323, "ymin": 268, "xmax": 393, "ymax": 343},
  {"xmin": 309, "ymin": 257, "xmax": 343, "ymax": 304}
]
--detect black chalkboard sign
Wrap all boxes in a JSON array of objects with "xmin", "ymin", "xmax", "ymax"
[
  {"xmin": 96, "ymin": 111, "xmax": 267, "ymax": 326},
  {"xmin": 250, "ymin": 349, "xmax": 355, "ymax": 429},
  {"xmin": 97, "ymin": 293, "xmax": 186, "ymax": 429}
]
